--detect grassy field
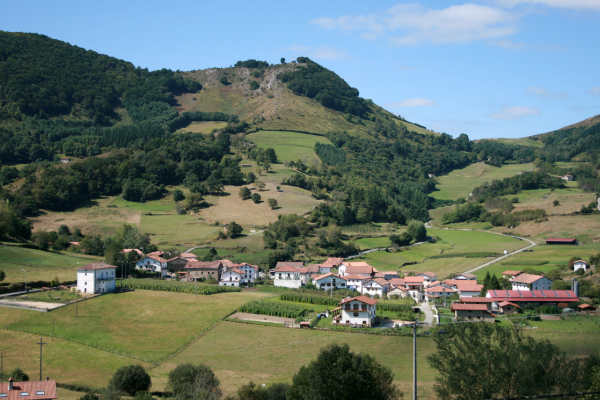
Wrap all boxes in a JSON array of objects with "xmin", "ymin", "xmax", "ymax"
[
  {"xmin": 8, "ymin": 290, "xmax": 270, "ymax": 363},
  {"xmin": 148, "ymin": 321, "xmax": 439, "ymax": 398},
  {"xmin": 0, "ymin": 307, "xmax": 147, "ymax": 388},
  {"xmin": 431, "ymin": 162, "xmax": 534, "ymax": 201},
  {"xmin": 508, "ymin": 187, "xmax": 596, "ymax": 215},
  {"xmin": 175, "ymin": 121, "xmax": 227, "ymax": 134},
  {"xmin": 245, "ymin": 130, "xmax": 332, "ymax": 164},
  {"xmin": 487, "ymin": 138, "xmax": 545, "ymax": 147},
  {"xmin": 0, "ymin": 245, "xmax": 102, "ymax": 284},
  {"xmin": 355, "ymin": 229, "xmax": 525, "ymax": 278}
]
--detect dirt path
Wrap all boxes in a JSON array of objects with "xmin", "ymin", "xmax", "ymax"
[
  {"xmin": 0, "ymin": 299, "xmax": 64, "ymax": 310},
  {"xmin": 228, "ymin": 312, "xmax": 294, "ymax": 324}
]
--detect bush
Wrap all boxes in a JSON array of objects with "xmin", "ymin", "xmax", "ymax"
[
  {"xmin": 268, "ymin": 198, "xmax": 278, "ymax": 209},
  {"xmin": 167, "ymin": 363, "xmax": 221, "ymax": 399},
  {"xmin": 249, "ymin": 80, "xmax": 259, "ymax": 90},
  {"xmin": 109, "ymin": 364, "xmax": 151, "ymax": 396}
]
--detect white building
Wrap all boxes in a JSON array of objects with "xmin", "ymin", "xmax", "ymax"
[
  {"xmin": 219, "ymin": 269, "xmax": 244, "ymax": 287},
  {"xmin": 77, "ymin": 262, "xmax": 116, "ymax": 294},
  {"xmin": 573, "ymin": 260, "xmax": 589, "ymax": 272},
  {"xmin": 337, "ymin": 262, "xmax": 377, "ymax": 278},
  {"xmin": 416, "ymin": 272, "xmax": 438, "ymax": 285},
  {"xmin": 135, "ymin": 255, "xmax": 168, "ymax": 277},
  {"xmin": 337, "ymin": 295, "xmax": 378, "ymax": 327},
  {"xmin": 510, "ymin": 273, "xmax": 553, "ymax": 291},
  {"xmin": 313, "ymin": 273, "xmax": 347, "ymax": 290},
  {"xmin": 273, "ymin": 265, "xmax": 304, "ymax": 289},
  {"xmin": 233, "ymin": 263, "xmax": 259, "ymax": 283},
  {"xmin": 345, "ymin": 274, "xmax": 370, "ymax": 292},
  {"xmin": 361, "ymin": 278, "xmax": 390, "ymax": 298}
]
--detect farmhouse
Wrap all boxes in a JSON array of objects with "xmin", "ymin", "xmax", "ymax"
[
  {"xmin": 313, "ymin": 273, "xmax": 347, "ymax": 290},
  {"xmin": 231, "ymin": 263, "xmax": 258, "ymax": 283},
  {"xmin": 451, "ymin": 303, "xmax": 495, "ymax": 322},
  {"xmin": 122, "ymin": 248, "xmax": 143, "ymax": 257},
  {"xmin": 185, "ymin": 260, "xmax": 221, "ymax": 281},
  {"xmin": 444, "ymin": 280, "xmax": 483, "ymax": 298},
  {"xmin": 273, "ymin": 265, "xmax": 306, "ymax": 289},
  {"xmin": 77, "ymin": 262, "xmax": 116, "ymax": 294},
  {"xmin": 361, "ymin": 278, "xmax": 390, "ymax": 297},
  {"xmin": 546, "ymin": 238, "xmax": 577, "ymax": 245},
  {"xmin": 0, "ymin": 379, "xmax": 57, "ymax": 400},
  {"xmin": 338, "ymin": 262, "xmax": 377, "ymax": 278},
  {"xmin": 135, "ymin": 255, "xmax": 168, "ymax": 278},
  {"xmin": 320, "ymin": 257, "xmax": 344, "ymax": 272},
  {"xmin": 573, "ymin": 260, "xmax": 589, "ymax": 272},
  {"xmin": 219, "ymin": 268, "xmax": 244, "ymax": 287},
  {"xmin": 336, "ymin": 295, "xmax": 378, "ymax": 327},
  {"xmin": 180, "ymin": 252, "xmax": 199, "ymax": 260},
  {"xmin": 510, "ymin": 273, "xmax": 552, "ymax": 291},
  {"xmin": 460, "ymin": 297, "xmax": 494, "ymax": 311},
  {"xmin": 387, "ymin": 286, "xmax": 409, "ymax": 298},
  {"xmin": 166, "ymin": 256, "xmax": 189, "ymax": 272},
  {"xmin": 486, "ymin": 289, "xmax": 579, "ymax": 308},
  {"xmin": 345, "ymin": 274, "xmax": 370, "ymax": 292},
  {"xmin": 502, "ymin": 270, "xmax": 522, "ymax": 279},
  {"xmin": 562, "ymin": 174, "xmax": 574, "ymax": 181},
  {"xmin": 453, "ymin": 273, "xmax": 477, "ymax": 281},
  {"xmin": 425, "ymin": 286, "xmax": 456, "ymax": 302},
  {"xmin": 497, "ymin": 301, "xmax": 520, "ymax": 314}
]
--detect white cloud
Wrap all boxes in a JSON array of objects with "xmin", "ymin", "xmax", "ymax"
[
  {"xmin": 490, "ymin": 105, "xmax": 540, "ymax": 120},
  {"xmin": 387, "ymin": 98, "xmax": 437, "ymax": 107},
  {"xmin": 586, "ymin": 86, "xmax": 600, "ymax": 95},
  {"xmin": 498, "ymin": 0, "xmax": 600, "ymax": 11},
  {"xmin": 526, "ymin": 86, "xmax": 568, "ymax": 98},
  {"xmin": 311, "ymin": 3, "xmax": 519, "ymax": 46}
]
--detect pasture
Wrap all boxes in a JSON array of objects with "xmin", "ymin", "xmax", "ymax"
[
  {"xmin": 245, "ymin": 130, "xmax": 331, "ymax": 164},
  {"xmin": 431, "ymin": 162, "xmax": 534, "ymax": 201},
  {"xmin": 0, "ymin": 244, "xmax": 102, "ymax": 284},
  {"xmin": 8, "ymin": 290, "xmax": 270, "ymax": 363}
]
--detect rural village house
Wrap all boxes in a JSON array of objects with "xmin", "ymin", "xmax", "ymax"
[
  {"xmin": 185, "ymin": 260, "xmax": 221, "ymax": 281},
  {"xmin": 360, "ymin": 278, "xmax": 390, "ymax": 297},
  {"xmin": 486, "ymin": 289, "xmax": 579, "ymax": 309},
  {"xmin": 313, "ymin": 273, "xmax": 347, "ymax": 290},
  {"xmin": 502, "ymin": 270, "xmax": 522, "ymax": 279},
  {"xmin": 573, "ymin": 260, "xmax": 589, "ymax": 272},
  {"xmin": 336, "ymin": 295, "xmax": 378, "ymax": 327},
  {"xmin": 451, "ymin": 303, "xmax": 495, "ymax": 322},
  {"xmin": 337, "ymin": 262, "xmax": 377, "ymax": 278},
  {"xmin": 510, "ymin": 273, "xmax": 553, "ymax": 291},
  {"xmin": 0, "ymin": 379, "xmax": 57, "ymax": 400},
  {"xmin": 273, "ymin": 265, "xmax": 306, "ymax": 289},
  {"xmin": 453, "ymin": 272, "xmax": 477, "ymax": 281},
  {"xmin": 219, "ymin": 268, "xmax": 245, "ymax": 287},
  {"xmin": 77, "ymin": 262, "xmax": 116, "ymax": 294},
  {"xmin": 135, "ymin": 255, "xmax": 168, "ymax": 278}
]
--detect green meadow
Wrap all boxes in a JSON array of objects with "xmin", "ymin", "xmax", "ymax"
[{"xmin": 245, "ymin": 130, "xmax": 331, "ymax": 163}]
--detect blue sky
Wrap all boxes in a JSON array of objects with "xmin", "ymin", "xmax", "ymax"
[{"xmin": 1, "ymin": 0, "xmax": 599, "ymax": 139}]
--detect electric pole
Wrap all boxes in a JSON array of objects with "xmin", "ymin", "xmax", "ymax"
[
  {"xmin": 413, "ymin": 321, "xmax": 417, "ymax": 400},
  {"xmin": 1, "ymin": 352, "xmax": 3, "ymax": 382},
  {"xmin": 36, "ymin": 337, "xmax": 47, "ymax": 380}
]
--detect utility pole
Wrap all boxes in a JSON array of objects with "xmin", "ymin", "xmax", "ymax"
[
  {"xmin": 21, "ymin": 269, "xmax": 27, "ymax": 293},
  {"xmin": 52, "ymin": 320, "xmax": 55, "ymax": 341},
  {"xmin": 76, "ymin": 302, "xmax": 78, "ymax": 318},
  {"xmin": 1, "ymin": 351, "xmax": 3, "ymax": 382},
  {"xmin": 36, "ymin": 337, "xmax": 47, "ymax": 381},
  {"xmin": 413, "ymin": 321, "xmax": 418, "ymax": 400}
]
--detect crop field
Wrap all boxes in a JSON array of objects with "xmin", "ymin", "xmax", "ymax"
[
  {"xmin": 245, "ymin": 130, "xmax": 331, "ymax": 164},
  {"xmin": 8, "ymin": 290, "xmax": 270, "ymax": 363},
  {"xmin": 140, "ymin": 214, "xmax": 222, "ymax": 247},
  {"xmin": 148, "ymin": 321, "xmax": 439, "ymax": 398},
  {"xmin": 496, "ymin": 214, "xmax": 600, "ymax": 243},
  {"xmin": 431, "ymin": 162, "xmax": 534, "ymax": 201},
  {"xmin": 0, "ymin": 245, "xmax": 102, "ymax": 284}
]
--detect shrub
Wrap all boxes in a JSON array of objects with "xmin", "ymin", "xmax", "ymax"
[{"xmin": 109, "ymin": 364, "xmax": 151, "ymax": 396}]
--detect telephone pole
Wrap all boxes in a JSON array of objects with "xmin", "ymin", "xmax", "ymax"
[
  {"xmin": 413, "ymin": 321, "xmax": 418, "ymax": 400},
  {"xmin": 36, "ymin": 337, "xmax": 47, "ymax": 380}
]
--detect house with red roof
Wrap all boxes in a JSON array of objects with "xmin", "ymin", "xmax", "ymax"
[
  {"xmin": 166, "ymin": 256, "xmax": 189, "ymax": 272},
  {"xmin": 444, "ymin": 279, "xmax": 483, "ymax": 298},
  {"xmin": 336, "ymin": 295, "xmax": 379, "ymax": 327},
  {"xmin": 510, "ymin": 273, "xmax": 552, "ymax": 291},
  {"xmin": 460, "ymin": 297, "xmax": 494, "ymax": 311},
  {"xmin": 502, "ymin": 270, "xmax": 522, "ymax": 279},
  {"xmin": 219, "ymin": 268, "xmax": 245, "ymax": 287},
  {"xmin": 486, "ymin": 289, "xmax": 579, "ymax": 308},
  {"xmin": 387, "ymin": 286, "xmax": 409, "ymax": 299},
  {"xmin": 451, "ymin": 303, "xmax": 495, "ymax": 322},
  {"xmin": 345, "ymin": 274, "xmax": 370, "ymax": 292},
  {"xmin": 498, "ymin": 301, "xmax": 520, "ymax": 314},
  {"xmin": 76, "ymin": 262, "xmax": 116, "ymax": 294},
  {"xmin": 0, "ymin": 379, "xmax": 57, "ymax": 400},
  {"xmin": 416, "ymin": 271, "xmax": 438, "ymax": 285},
  {"xmin": 453, "ymin": 272, "xmax": 477, "ymax": 281},
  {"xmin": 337, "ymin": 262, "xmax": 377, "ymax": 278},
  {"xmin": 135, "ymin": 254, "xmax": 168, "ymax": 277},
  {"xmin": 573, "ymin": 260, "xmax": 589, "ymax": 272},
  {"xmin": 273, "ymin": 265, "xmax": 307, "ymax": 289},
  {"xmin": 313, "ymin": 273, "xmax": 347, "ymax": 290},
  {"xmin": 185, "ymin": 260, "xmax": 222, "ymax": 282},
  {"xmin": 361, "ymin": 278, "xmax": 390, "ymax": 297},
  {"xmin": 231, "ymin": 263, "xmax": 259, "ymax": 283}
]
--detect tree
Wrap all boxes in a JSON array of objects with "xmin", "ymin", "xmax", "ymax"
[
  {"xmin": 78, "ymin": 394, "xmax": 99, "ymax": 400},
  {"xmin": 108, "ymin": 364, "xmax": 151, "ymax": 396},
  {"xmin": 173, "ymin": 189, "xmax": 185, "ymax": 202},
  {"xmin": 9, "ymin": 368, "xmax": 29, "ymax": 381},
  {"xmin": 58, "ymin": 224, "xmax": 71, "ymax": 236},
  {"xmin": 227, "ymin": 221, "xmax": 243, "ymax": 238},
  {"xmin": 390, "ymin": 232, "xmax": 411, "ymax": 246},
  {"xmin": 0, "ymin": 270, "xmax": 5, "ymax": 282},
  {"xmin": 255, "ymin": 180, "xmax": 266, "ymax": 191},
  {"xmin": 553, "ymin": 199, "xmax": 560, "ymax": 206},
  {"xmin": 251, "ymin": 193, "xmax": 261, "ymax": 203},
  {"xmin": 407, "ymin": 220, "xmax": 427, "ymax": 242},
  {"xmin": 239, "ymin": 186, "xmax": 251, "ymax": 200},
  {"xmin": 167, "ymin": 363, "xmax": 221, "ymax": 400},
  {"xmin": 249, "ymin": 81, "xmax": 259, "ymax": 90},
  {"xmin": 288, "ymin": 344, "xmax": 399, "ymax": 400},
  {"xmin": 281, "ymin": 57, "xmax": 286, "ymax": 64},
  {"xmin": 267, "ymin": 198, "xmax": 278, "ymax": 209},
  {"xmin": 427, "ymin": 324, "xmax": 581, "ymax": 400}
]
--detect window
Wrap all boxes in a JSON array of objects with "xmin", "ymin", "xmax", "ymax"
[
  {"xmin": 0, "ymin": 393, "xmax": 7, "ymax": 397},
  {"xmin": 20, "ymin": 393, "xmax": 29, "ymax": 397},
  {"xmin": 36, "ymin": 391, "xmax": 45, "ymax": 395},
  {"xmin": 353, "ymin": 312, "xmax": 359, "ymax": 317}
]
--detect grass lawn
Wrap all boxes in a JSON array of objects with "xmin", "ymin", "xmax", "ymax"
[
  {"xmin": 149, "ymin": 321, "xmax": 439, "ymax": 399},
  {"xmin": 140, "ymin": 214, "xmax": 222, "ymax": 247},
  {"xmin": 0, "ymin": 245, "xmax": 102, "ymax": 284},
  {"xmin": 431, "ymin": 162, "xmax": 534, "ymax": 201},
  {"xmin": 8, "ymin": 290, "xmax": 270, "ymax": 363},
  {"xmin": 245, "ymin": 131, "xmax": 332, "ymax": 164},
  {"xmin": 0, "ymin": 306, "xmax": 39, "ymax": 327},
  {"xmin": 508, "ymin": 187, "xmax": 596, "ymax": 215},
  {"xmin": 175, "ymin": 121, "xmax": 227, "ymax": 134}
]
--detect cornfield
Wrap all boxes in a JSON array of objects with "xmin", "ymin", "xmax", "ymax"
[
  {"xmin": 120, "ymin": 278, "xmax": 241, "ymax": 295},
  {"xmin": 501, "ymin": 260, "xmax": 549, "ymax": 266},
  {"xmin": 429, "ymin": 252, "xmax": 500, "ymax": 259},
  {"xmin": 238, "ymin": 300, "xmax": 308, "ymax": 318},
  {"xmin": 279, "ymin": 292, "xmax": 341, "ymax": 306}
]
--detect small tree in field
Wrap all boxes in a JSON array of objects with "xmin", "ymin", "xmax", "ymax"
[
  {"xmin": 255, "ymin": 180, "xmax": 266, "ymax": 191},
  {"xmin": 168, "ymin": 363, "xmax": 221, "ymax": 400},
  {"xmin": 109, "ymin": 364, "xmax": 151, "ymax": 396},
  {"xmin": 251, "ymin": 193, "xmax": 261, "ymax": 203},
  {"xmin": 0, "ymin": 270, "xmax": 5, "ymax": 282},
  {"xmin": 407, "ymin": 220, "xmax": 427, "ymax": 242},
  {"xmin": 227, "ymin": 221, "xmax": 243, "ymax": 238},
  {"xmin": 239, "ymin": 186, "xmax": 251, "ymax": 200},
  {"xmin": 268, "ymin": 198, "xmax": 278, "ymax": 209}
]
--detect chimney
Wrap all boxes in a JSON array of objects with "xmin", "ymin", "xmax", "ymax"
[
  {"xmin": 8, "ymin": 378, "xmax": 13, "ymax": 390},
  {"xmin": 46, "ymin": 377, "xmax": 49, "ymax": 381}
]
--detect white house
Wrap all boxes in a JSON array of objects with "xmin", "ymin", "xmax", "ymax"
[
  {"xmin": 320, "ymin": 257, "xmax": 344, "ymax": 273},
  {"xmin": 219, "ymin": 268, "xmax": 244, "ymax": 287},
  {"xmin": 313, "ymin": 273, "xmax": 347, "ymax": 290},
  {"xmin": 573, "ymin": 260, "xmax": 589, "ymax": 272},
  {"xmin": 453, "ymin": 273, "xmax": 477, "ymax": 281},
  {"xmin": 345, "ymin": 274, "xmax": 370, "ymax": 292},
  {"xmin": 273, "ymin": 265, "xmax": 304, "ymax": 289},
  {"xmin": 135, "ymin": 255, "xmax": 168, "ymax": 277},
  {"xmin": 416, "ymin": 272, "xmax": 438, "ymax": 285},
  {"xmin": 337, "ymin": 295, "xmax": 378, "ymax": 327},
  {"xmin": 233, "ymin": 263, "xmax": 259, "ymax": 283},
  {"xmin": 387, "ymin": 286, "xmax": 409, "ymax": 299},
  {"xmin": 361, "ymin": 278, "xmax": 390, "ymax": 298},
  {"xmin": 510, "ymin": 273, "xmax": 553, "ymax": 291},
  {"xmin": 77, "ymin": 262, "xmax": 116, "ymax": 294},
  {"xmin": 338, "ymin": 262, "xmax": 377, "ymax": 278}
]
